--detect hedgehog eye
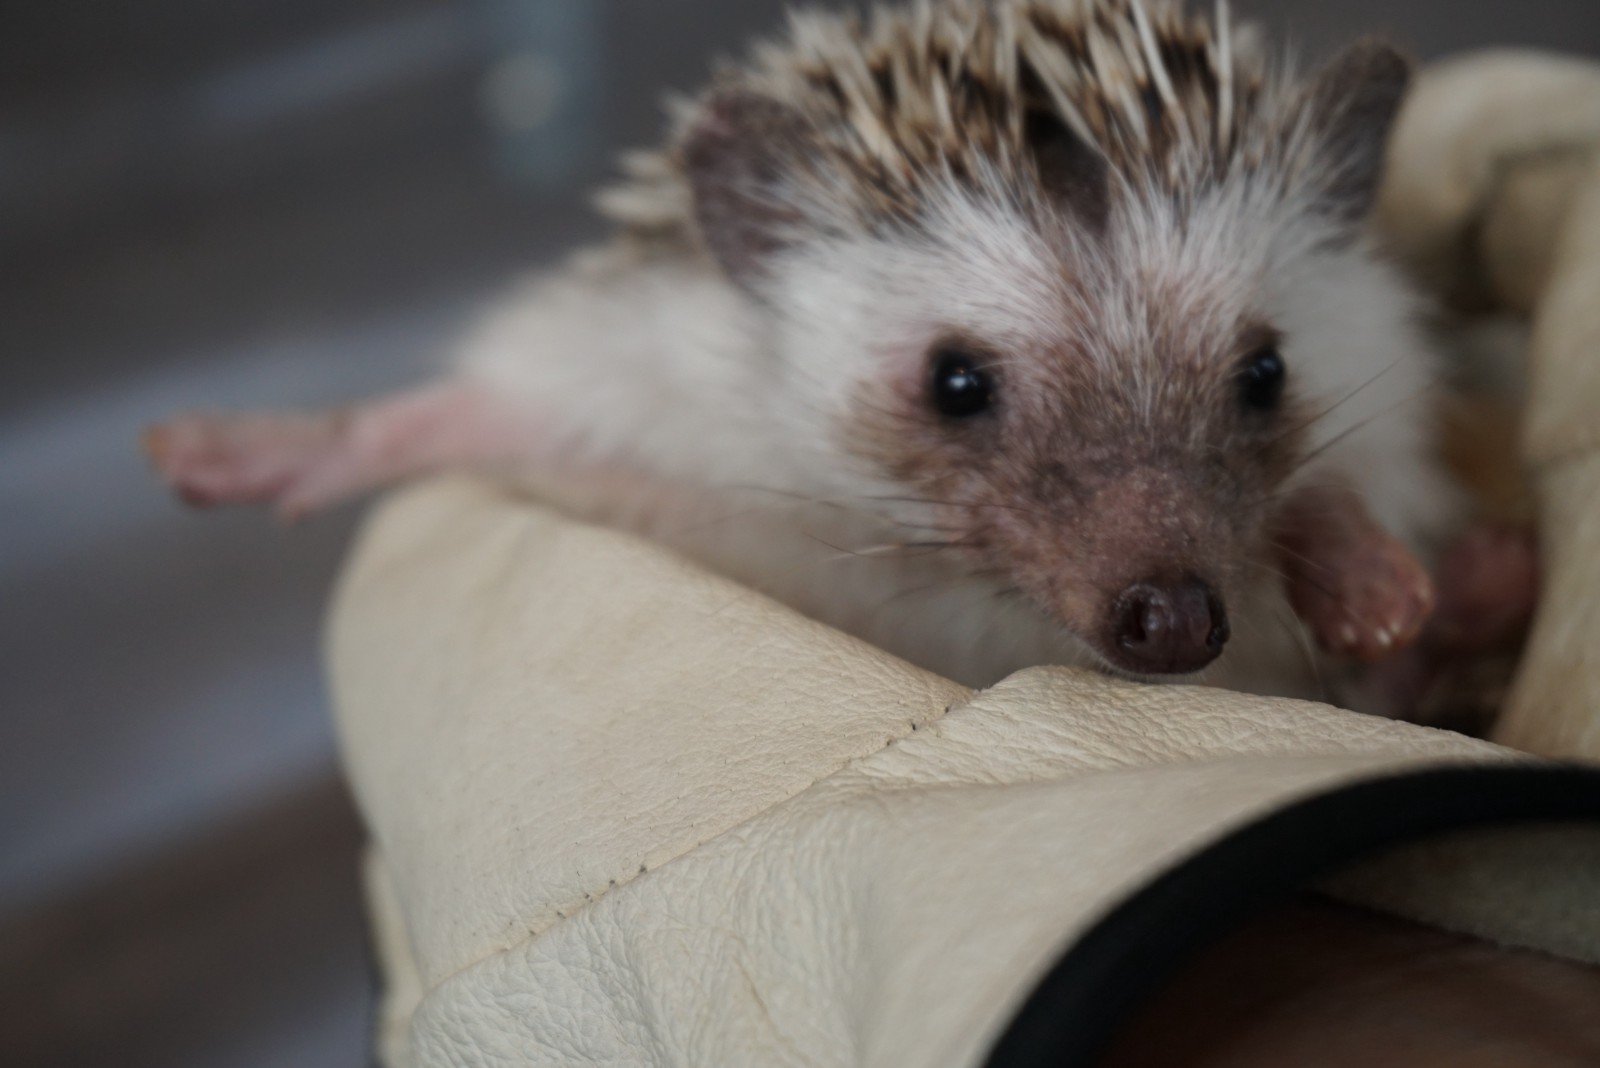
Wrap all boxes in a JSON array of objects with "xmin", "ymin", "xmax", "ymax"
[
  {"xmin": 930, "ymin": 346, "xmax": 994, "ymax": 419},
  {"xmin": 1237, "ymin": 346, "xmax": 1286, "ymax": 412}
]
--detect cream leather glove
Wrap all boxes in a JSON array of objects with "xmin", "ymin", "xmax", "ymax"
[
  {"xmin": 1379, "ymin": 50, "xmax": 1600, "ymax": 759},
  {"xmin": 331, "ymin": 480, "xmax": 1598, "ymax": 1068},
  {"xmin": 330, "ymin": 48, "xmax": 1600, "ymax": 1068}
]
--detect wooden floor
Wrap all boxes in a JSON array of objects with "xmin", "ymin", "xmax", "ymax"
[{"xmin": 0, "ymin": 779, "xmax": 371, "ymax": 1068}]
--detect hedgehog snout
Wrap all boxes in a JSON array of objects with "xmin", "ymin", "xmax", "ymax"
[{"xmin": 1104, "ymin": 577, "xmax": 1230, "ymax": 676}]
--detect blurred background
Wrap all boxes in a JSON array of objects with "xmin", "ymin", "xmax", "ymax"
[{"xmin": 1, "ymin": 1, "xmax": 1596, "ymax": 1065}]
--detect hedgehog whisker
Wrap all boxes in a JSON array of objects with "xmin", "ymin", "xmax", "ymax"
[
  {"xmin": 818, "ymin": 538, "xmax": 975, "ymax": 561},
  {"xmin": 1268, "ymin": 355, "xmax": 1405, "ymax": 450},
  {"xmin": 850, "ymin": 493, "xmax": 1054, "ymax": 524},
  {"xmin": 869, "ymin": 575, "xmax": 966, "ymax": 613},
  {"xmin": 1267, "ymin": 539, "xmax": 1333, "ymax": 582},
  {"xmin": 703, "ymin": 485, "xmax": 951, "ymax": 531},
  {"xmin": 1244, "ymin": 470, "xmax": 1350, "ymax": 513},
  {"xmin": 1264, "ymin": 540, "xmax": 1386, "ymax": 632},
  {"xmin": 1272, "ymin": 598, "xmax": 1327, "ymax": 701},
  {"xmin": 1279, "ymin": 373, "xmax": 1446, "ymax": 483}
]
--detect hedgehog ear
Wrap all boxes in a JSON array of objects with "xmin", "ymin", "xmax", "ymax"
[
  {"xmin": 1025, "ymin": 110, "xmax": 1111, "ymax": 231},
  {"xmin": 1301, "ymin": 39, "xmax": 1412, "ymax": 227},
  {"xmin": 683, "ymin": 90, "xmax": 812, "ymax": 291}
]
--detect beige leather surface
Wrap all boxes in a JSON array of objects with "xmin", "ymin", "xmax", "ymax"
[
  {"xmin": 1505, "ymin": 153, "xmax": 1600, "ymax": 761},
  {"xmin": 328, "ymin": 478, "xmax": 970, "ymax": 987},
  {"xmin": 1377, "ymin": 50, "xmax": 1600, "ymax": 758},
  {"xmin": 1498, "ymin": 141, "xmax": 1600, "ymax": 757},
  {"xmin": 1378, "ymin": 50, "xmax": 1600, "ymax": 308},
  {"xmin": 330, "ymin": 48, "xmax": 1600, "ymax": 1068},
  {"xmin": 331, "ymin": 480, "xmax": 1598, "ymax": 1068}
]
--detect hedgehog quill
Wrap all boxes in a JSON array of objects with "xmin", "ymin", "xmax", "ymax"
[{"xmin": 146, "ymin": 0, "xmax": 1531, "ymax": 714}]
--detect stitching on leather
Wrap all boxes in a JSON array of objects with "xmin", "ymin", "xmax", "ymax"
[
  {"xmin": 414, "ymin": 684, "xmax": 981, "ymax": 995},
  {"xmin": 553, "ymin": 686, "xmax": 974, "ymax": 922}
]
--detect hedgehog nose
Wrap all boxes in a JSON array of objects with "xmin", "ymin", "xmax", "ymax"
[{"xmin": 1110, "ymin": 578, "xmax": 1229, "ymax": 675}]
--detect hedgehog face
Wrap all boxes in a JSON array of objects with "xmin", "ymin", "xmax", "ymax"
[
  {"xmin": 674, "ymin": 22, "xmax": 1422, "ymax": 676},
  {"xmin": 776, "ymin": 175, "xmax": 1425, "ymax": 676},
  {"xmin": 772, "ymin": 184, "xmax": 1296, "ymax": 675}
]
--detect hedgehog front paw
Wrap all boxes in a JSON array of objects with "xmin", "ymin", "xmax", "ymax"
[
  {"xmin": 1291, "ymin": 532, "xmax": 1436, "ymax": 661},
  {"xmin": 1273, "ymin": 484, "xmax": 1436, "ymax": 662}
]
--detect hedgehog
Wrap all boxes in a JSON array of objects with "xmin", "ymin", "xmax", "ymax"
[{"xmin": 144, "ymin": 0, "xmax": 1537, "ymax": 713}]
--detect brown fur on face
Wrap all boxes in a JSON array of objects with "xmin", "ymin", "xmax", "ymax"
[{"xmin": 842, "ymin": 288, "xmax": 1310, "ymax": 675}]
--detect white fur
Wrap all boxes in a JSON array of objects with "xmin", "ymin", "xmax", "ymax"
[
  {"xmin": 447, "ymin": 165, "xmax": 1452, "ymax": 709},
  {"xmin": 440, "ymin": 0, "xmax": 1449, "ymax": 709}
]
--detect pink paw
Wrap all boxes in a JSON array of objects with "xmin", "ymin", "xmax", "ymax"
[
  {"xmin": 143, "ymin": 411, "xmax": 348, "ymax": 519},
  {"xmin": 1274, "ymin": 484, "xmax": 1436, "ymax": 663},
  {"xmin": 1289, "ymin": 532, "xmax": 1436, "ymax": 662}
]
